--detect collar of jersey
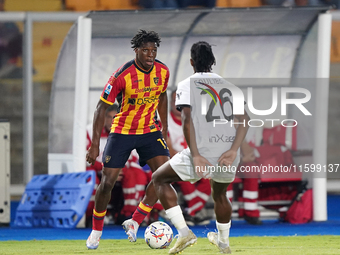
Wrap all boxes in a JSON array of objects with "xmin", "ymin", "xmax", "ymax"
[{"xmin": 134, "ymin": 59, "xmax": 154, "ymax": 74}]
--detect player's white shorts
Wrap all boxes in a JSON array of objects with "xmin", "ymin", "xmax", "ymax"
[{"xmin": 169, "ymin": 148, "xmax": 239, "ymax": 184}]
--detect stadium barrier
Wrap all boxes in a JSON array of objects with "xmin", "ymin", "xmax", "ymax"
[
  {"xmin": 0, "ymin": 121, "xmax": 10, "ymax": 225},
  {"xmin": 14, "ymin": 171, "xmax": 95, "ymax": 228}
]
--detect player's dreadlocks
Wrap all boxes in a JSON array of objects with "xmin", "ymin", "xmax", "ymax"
[
  {"xmin": 131, "ymin": 30, "xmax": 161, "ymax": 49},
  {"xmin": 191, "ymin": 41, "xmax": 216, "ymax": 72}
]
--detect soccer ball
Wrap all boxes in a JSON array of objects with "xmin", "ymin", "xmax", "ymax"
[{"xmin": 144, "ymin": 221, "xmax": 173, "ymax": 249}]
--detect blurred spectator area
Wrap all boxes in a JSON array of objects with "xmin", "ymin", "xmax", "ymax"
[
  {"xmin": 4, "ymin": 0, "xmax": 63, "ymax": 11},
  {"xmin": 2, "ymin": 0, "xmax": 339, "ymax": 12},
  {"xmin": 64, "ymin": 0, "xmax": 140, "ymax": 11},
  {"xmin": 216, "ymin": 0, "xmax": 262, "ymax": 7},
  {"xmin": 0, "ymin": 1, "xmax": 338, "ymax": 82},
  {"xmin": 3, "ymin": 0, "xmax": 140, "ymax": 12},
  {"xmin": 3, "ymin": 0, "xmax": 263, "ymax": 12},
  {"xmin": 63, "ymin": 0, "xmax": 261, "ymax": 11},
  {"xmin": 331, "ymin": 20, "xmax": 340, "ymax": 62},
  {"xmin": 10, "ymin": 22, "xmax": 73, "ymax": 82}
]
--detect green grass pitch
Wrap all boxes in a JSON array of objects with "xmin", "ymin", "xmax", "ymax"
[{"xmin": 1, "ymin": 236, "xmax": 340, "ymax": 254}]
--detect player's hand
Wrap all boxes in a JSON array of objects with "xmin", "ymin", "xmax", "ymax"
[
  {"xmin": 193, "ymin": 155, "xmax": 213, "ymax": 179},
  {"xmin": 86, "ymin": 146, "xmax": 99, "ymax": 165},
  {"xmin": 218, "ymin": 150, "xmax": 237, "ymax": 168}
]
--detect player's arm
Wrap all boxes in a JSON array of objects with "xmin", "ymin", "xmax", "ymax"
[
  {"xmin": 86, "ymin": 131, "xmax": 106, "ymax": 172},
  {"xmin": 157, "ymin": 91, "xmax": 168, "ymax": 141},
  {"xmin": 218, "ymin": 111, "xmax": 250, "ymax": 167},
  {"xmin": 86, "ymin": 100, "xmax": 110, "ymax": 165},
  {"xmin": 166, "ymin": 133, "xmax": 177, "ymax": 158},
  {"xmin": 181, "ymin": 106, "xmax": 212, "ymax": 178},
  {"xmin": 181, "ymin": 106, "xmax": 198, "ymax": 157}
]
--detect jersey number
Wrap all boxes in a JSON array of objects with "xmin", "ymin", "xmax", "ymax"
[
  {"xmin": 201, "ymin": 88, "xmax": 234, "ymax": 122},
  {"xmin": 157, "ymin": 138, "xmax": 168, "ymax": 150}
]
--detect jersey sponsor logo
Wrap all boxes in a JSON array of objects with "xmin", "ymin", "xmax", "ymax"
[
  {"xmin": 176, "ymin": 91, "xmax": 182, "ymax": 100},
  {"xmin": 153, "ymin": 77, "xmax": 159, "ymax": 85},
  {"xmin": 209, "ymin": 134, "xmax": 235, "ymax": 143},
  {"xmin": 150, "ymin": 125, "xmax": 156, "ymax": 130},
  {"xmin": 133, "ymin": 79, "xmax": 142, "ymax": 83},
  {"xmin": 134, "ymin": 87, "xmax": 158, "ymax": 93},
  {"xmin": 128, "ymin": 96, "xmax": 159, "ymax": 105},
  {"xmin": 128, "ymin": 98, "xmax": 136, "ymax": 105}
]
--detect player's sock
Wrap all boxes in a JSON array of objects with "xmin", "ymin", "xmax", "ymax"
[
  {"xmin": 132, "ymin": 202, "xmax": 153, "ymax": 225},
  {"xmin": 90, "ymin": 230, "xmax": 102, "ymax": 239},
  {"xmin": 92, "ymin": 209, "xmax": 107, "ymax": 231},
  {"xmin": 216, "ymin": 221, "xmax": 231, "ymax": 246},
  {"xmin": 166, "ymin": 205, "xmax": 189, "ymax": 237}
]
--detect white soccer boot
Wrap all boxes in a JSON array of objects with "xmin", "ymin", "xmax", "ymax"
[
  {"xmin": 207, "ymin": 232, "xmax": 231, "ymax": 254},
  {"xmin": 169, "ymin": 230, "xmax": 197, "ymax": 254},
  {"xmin": 86, "ymin": 230, "xmax": 102, "ymax": 249},
  {"xmin": 122, "ymin": 219, "xmax": 139, "ymax": 242}
]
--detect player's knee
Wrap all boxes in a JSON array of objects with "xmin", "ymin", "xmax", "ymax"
[
  {"xmin": 99, "ymin": 179, "xmax": 115, "ymax": 194},
  {"xmin": 152, "ymin": 170, "xmax": 168, "ymax": 188},
  {"xmin": 101, "ymin": 182, "xmax": 114, "ymax": 194},
  {"xmin": 151, "ymin": 162, "xmax": 176, "ymax": 186},
  {"xmin": 151, "ymin": 171, "xmax": 161, "ymax": 186}
]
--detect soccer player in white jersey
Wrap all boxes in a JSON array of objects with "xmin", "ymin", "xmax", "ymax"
[{"xmin": 152, "ymin": 41, "xmax": 249, "ymax": 254}]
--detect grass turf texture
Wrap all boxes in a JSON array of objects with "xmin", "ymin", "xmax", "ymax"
[{"xmin": 1, "ymin": 236, "xmax": 340, "ymax": 254}]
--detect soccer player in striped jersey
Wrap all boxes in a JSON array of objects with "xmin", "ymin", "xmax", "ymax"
[{"xmin": 86, "ymin": 30, "xmax": 170, "ymax": 249}]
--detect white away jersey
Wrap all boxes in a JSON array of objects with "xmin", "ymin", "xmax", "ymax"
[{"xmin": 175, "ymin": 72, "xmax": 240, "ymax": 166}]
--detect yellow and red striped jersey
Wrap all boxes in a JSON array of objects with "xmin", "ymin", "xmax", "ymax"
[{"xmin": 100, "ymin": 59, "xmax": 169, "ymax": 135}]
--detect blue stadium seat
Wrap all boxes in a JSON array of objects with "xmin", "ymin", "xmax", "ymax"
[{"xmin": 14, "ymin": 171, "xmax": 95, "ymax": 228}]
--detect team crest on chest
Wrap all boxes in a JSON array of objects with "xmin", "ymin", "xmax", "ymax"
[{"xmin": 153, "ymin": 77, "xmax": 159, "ymax": 85}]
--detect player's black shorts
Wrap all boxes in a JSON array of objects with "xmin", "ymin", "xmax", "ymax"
[{"xmin": 102, "ymin": 131, "xmax": 170, "ymax": 168}]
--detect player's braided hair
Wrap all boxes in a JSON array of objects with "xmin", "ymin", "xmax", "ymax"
[
  {"xmin": 191, "ymin": 41, "xmax": 216, "ymax": 72},
  {"xmin": 131, "ymin": 30, "xmax": 161, "ymax": 49}
]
